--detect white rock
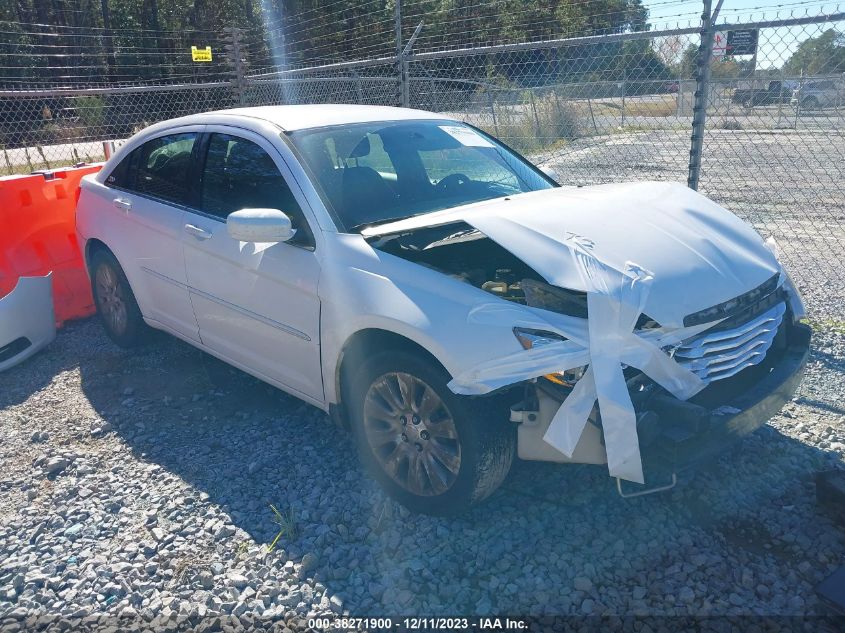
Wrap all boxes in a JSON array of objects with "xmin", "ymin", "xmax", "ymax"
[
  {"xmin": 574, "ymin": 576, "xmax": 593, "ymax": 592},
  {"xmin": 226, "ymin": 573, "xmax": 248, "ymax": 590},
  {"xmin": 44, "ymin": 457, "xmax": 70, "ymax": 475}
]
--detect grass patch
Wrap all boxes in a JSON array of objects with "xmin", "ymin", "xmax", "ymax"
[
  {"xmin": 266, "ymin": 504, "xmax": 298, "ymax": 552},
  {"xmin": 589, "ymin": 94, "xmax": 678, "ymax": 118},
  {"xmin": 477, "ymin": 92, "xmax": 581, "ymax": 154},
  {"xmin": 802, "ymin": 317, "xmax": 845, "ymax": 335}
]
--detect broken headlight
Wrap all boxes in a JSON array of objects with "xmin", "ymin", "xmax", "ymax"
[{"xmin": 513, "ymin": 327, "xmax": 587, "ymax": 387}]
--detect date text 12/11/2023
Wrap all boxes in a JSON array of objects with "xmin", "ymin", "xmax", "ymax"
[{"xmin": 307, "ymin": 617, "xmax": 528, "ymax": 630}]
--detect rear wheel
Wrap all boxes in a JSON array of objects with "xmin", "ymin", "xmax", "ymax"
[
  {"xmin": 346, "ymin": 349, "xmax": 515, "ymax": 515},
  {"xmin": 90, "ymin": 250, "xmax": 148, "ymax": 348}
]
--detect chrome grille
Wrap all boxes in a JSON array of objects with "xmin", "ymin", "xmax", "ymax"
[{"xmin": 673, "ymin": 302, "xmax": 786, "ymax": 384}]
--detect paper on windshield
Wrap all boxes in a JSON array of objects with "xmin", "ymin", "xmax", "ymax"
[{"xmin": 439, "ymin": 125, "xmax": 494, "ymax": 148}]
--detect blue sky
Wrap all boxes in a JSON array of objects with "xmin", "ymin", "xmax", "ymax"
[{"xmin": 643, "ymin": 0, "xmax": 841, "ymax": 67}]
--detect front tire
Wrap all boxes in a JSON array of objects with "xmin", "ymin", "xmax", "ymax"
[
  {"xmin": 90, "ymin": 249, "xmax": 148, "ymax": 348},
  {"xmin": 346, "ymin": 349, "xmax": 515, "ymax": 516}
]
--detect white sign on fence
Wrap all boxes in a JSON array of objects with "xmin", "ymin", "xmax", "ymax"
[{"xmin": 712, "ymin": 31, "xmax": 728, "ymax": 58}]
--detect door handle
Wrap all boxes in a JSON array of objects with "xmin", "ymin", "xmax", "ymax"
[
  {"xmin": 113, "ymin": 197, "xmax": 131, "ymax": 212},
  {"xmin": 184, "ymin": 224, "xmax": 212, "ymax": 240}
]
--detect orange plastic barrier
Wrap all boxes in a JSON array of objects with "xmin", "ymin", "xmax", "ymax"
[{"xmin": 0, "ymin": 164, "xmax": 102, "ymax": 326}]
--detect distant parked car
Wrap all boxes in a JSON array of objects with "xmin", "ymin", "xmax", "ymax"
[
  {"xmin": 732, "ymin": 80, "xmax": 794, "ymax": 108},
  {"xmin": 791, "ymin": 80, "xmax": 842, "ymax": 109}
]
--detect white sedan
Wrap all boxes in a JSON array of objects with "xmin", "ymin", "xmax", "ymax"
[{"xmin": 77, "ymin": 105, "xmax": 810, "ymax": 514}]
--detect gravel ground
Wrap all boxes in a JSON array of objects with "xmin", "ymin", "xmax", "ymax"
[
  {"xmin": 0, "ymin": 309, "xmax": 843, "ymax": 629},
  {"xmin": 1, "ymin": 118, "xmax": 844, "ymax": 630}
]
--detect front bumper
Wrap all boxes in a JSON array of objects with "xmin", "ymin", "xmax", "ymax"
[
  {"xmin": 514, "ymin": 320, "xmax": 811, "ymax": 470},
  {"xmin": 0, "ymin": 274, "xmax": 56, "ymax": 372},
  {"xmin": 641, "ymin": 320, "xmax": 811, "ymax": 470}
]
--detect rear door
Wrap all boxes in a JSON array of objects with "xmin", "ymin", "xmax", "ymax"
[
  {"xmin": 181, "ymin": 128, "xmax": 324, "ymax": 402},
  {"xmin": 99, "ymin": 128, "xmax": 203, "ymax": 340}
]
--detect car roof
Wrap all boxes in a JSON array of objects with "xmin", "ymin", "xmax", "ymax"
[{"xmin": 202, "ymin": 104, "xmax": 451, "ymax": 131}]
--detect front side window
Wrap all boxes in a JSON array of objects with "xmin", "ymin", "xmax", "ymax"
[
  {"xmin": 199, "ymin": 133, "xmax": 312, "ymax": 245},
  {"xmin": 288, "ymin": 120, "xmax": 555, "ymax": 232},
  {"xmin": 131, "ymin": 133, "xmax": 197, "ymax": 204}
]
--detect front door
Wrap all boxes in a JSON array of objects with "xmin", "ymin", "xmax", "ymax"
[{"xmin": 181, "ymin": 129, "xmax": 323, "ymax": 402}]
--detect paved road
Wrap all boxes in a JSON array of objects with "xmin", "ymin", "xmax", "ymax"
[{"xmin": 2, "ymin": 140, "xmax": 110, "ymax": 171}]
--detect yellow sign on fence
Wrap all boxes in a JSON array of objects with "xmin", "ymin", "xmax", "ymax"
[{"xmin": 191, "ymin": 46, "xmax": 212, "ymax": 62}]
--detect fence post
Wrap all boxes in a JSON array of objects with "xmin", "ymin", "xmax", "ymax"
[
  {"xmin": 401, "ymin": 58, "xmax": 411, "ymax": 107},
  {"xmin": 352, "ymin": 71, "xmax": 364, "ymax": 104},
  {"xmin": 587, "ymin": 96, "xmax": 598, "ymax": 134},
  {"xmin": 621, "ymin": 73, "xmax": 626, "ymax": 127},
  {"xmin": 224, "ymin": 26, "xmax": 248, "ymax": 106},
  {"xmin": 395, "ymin": 0, "xmax": 405, "ymax": 107},
  {"xmin": 430, "ymin": 76, "xmax": 436, "ymax": 110},
  {"xmin": 488, "ymin": 91, "xmax": 499, "ymax": 136},
  {"xmin": 687, "ymin": 0, "xmax": 722, "ymax": 190},
  {"xmin": 529, "ymin": 91, "xmax": 542, "ymax": 141},
  {"xmin": 794, "ymin": 68, "xmax": 804, "ymax": 129}
]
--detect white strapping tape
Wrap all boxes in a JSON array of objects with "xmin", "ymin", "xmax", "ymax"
[{"xmin": 449, "ymin": 239, "xmax": 719, "ymax": 484}]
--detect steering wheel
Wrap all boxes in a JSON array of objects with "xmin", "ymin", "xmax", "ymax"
[{"xmin": 436, "ymin": 173, "xmax": 471, "ymax": 191}]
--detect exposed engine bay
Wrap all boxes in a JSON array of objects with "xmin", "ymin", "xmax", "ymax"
[
  {"xmin": 369, "ymin": 221, "xmax": 591, "ymax": 317},
  {"xmin": 368, "ymin": 221, "xmax": 667, "ymax": 330}
]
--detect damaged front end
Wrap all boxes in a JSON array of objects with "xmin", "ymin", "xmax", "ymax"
[
  {"xmin": 513, "ymin": 282, "xmax": 810, "ymax": 494},
  {"xmin": 369, "ymin": 221, "xmax": 561, "ymax": 306},
  {"xmin": 367, "ymin": 214, "xmax": 810, "ymax": 495}
]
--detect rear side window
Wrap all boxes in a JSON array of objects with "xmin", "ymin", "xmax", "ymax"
[
  {"xmin": 116, "ymin": 133, "xmax": 197, "ymax": 205},
  {"xmin": 105, "ymin": 153, "xmax": 131, "ymax": 188}
]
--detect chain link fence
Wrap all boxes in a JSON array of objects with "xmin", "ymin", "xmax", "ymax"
[
  {"xmin": 245, "ymin": 60, "xmax": 399, "ymax": 108},
  {"xmin": 1, "ymin": 5, "xmax": 843, "ymax": 321},
  {"xmin": 397, "ymin": 11, "xmax": 845, "ymax": 320}
]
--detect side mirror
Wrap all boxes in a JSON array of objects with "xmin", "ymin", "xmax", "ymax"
[
  {"xmin": 540, "ymin": 165, "xmax": 560, "ymax": 183},
  {"xmin": 226, "ymin": 208, "xmax": 296, "ymax": 243}
]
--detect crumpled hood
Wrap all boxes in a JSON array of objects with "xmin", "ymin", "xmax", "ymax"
[{"xmin": 363, "ymin": 181, "xmax": 780, "ymax": 328}]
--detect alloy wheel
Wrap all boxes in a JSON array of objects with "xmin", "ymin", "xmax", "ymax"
[
  {"xmin": 95, "ymin": 264, "xmax": 128, "ymax": 336},
  {"xmin": 362, "ymin": 372, "xmax": 461, "ymax": 496}
]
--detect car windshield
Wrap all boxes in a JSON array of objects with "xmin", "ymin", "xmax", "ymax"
[{"xmin": 287, "ymin": 119, "xmax": 556, "ymax": 232}]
